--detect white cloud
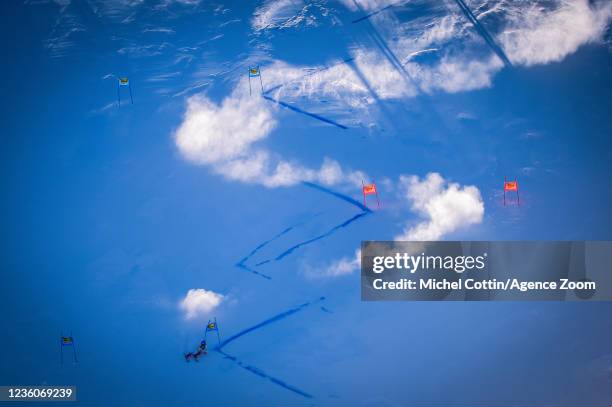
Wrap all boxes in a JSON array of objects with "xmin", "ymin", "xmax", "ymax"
[
  {"xmin": 315, "ymin": 173, "xmax": 484, "ymax": 277},
  {"xmin": 322, "ymin": 249, "xmax": 361, "ymax": 277},
  {"xmin": 143, "ymin": 27, "xmax": 175, "ymax": 34},
  {"xmin": 86, "ymin": 0, "xmax": 145, "ymax": 21},
  {"xmin": 117, "ymin": 42, "xmax": 172, "ymax": 58},
  {"xmin": 498, "ymin": 0, "xmax": 612, "ymax": 66},
  {"xmin": 252, "ymin": 0, "xmax": 305, "ymax": 31},
  {"xmin": 259, "ymin": 43, "xmax": 499, "ymax": 111},
  {"xmin": 175, "ymin": 89, "xmax": 276, "ymax": 165},
  {"xmin": 408, "ymin": 55, "xmax": 503, "ymax": 94},
  {"xmin": 396, "ymin": 173, "xmax": 484, "ymax": 241},
  {"xmin": 251, "ymin": 0, "xmax": 335, "ymax": 32},
  {"xmin": 174, "ymin": 82, "xmax": 365, "ymax": 188},
  {"xmin": 179, "ymin": 288, "xmax": 224, "ymax": 320},
  {"xmin": 261, "ymin": 50, "xmax": 417, "ymax": 115},
  {"xmin": 335, "ymin": 0, "xmax": 395, "ymax": 12},
  {"xmin": 329, "ymin": 0, "xmax": 612, "ymax": 101},
  {"xmin": 354, "ymin": 50, "xmax": 418, "ymax": 98}
]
